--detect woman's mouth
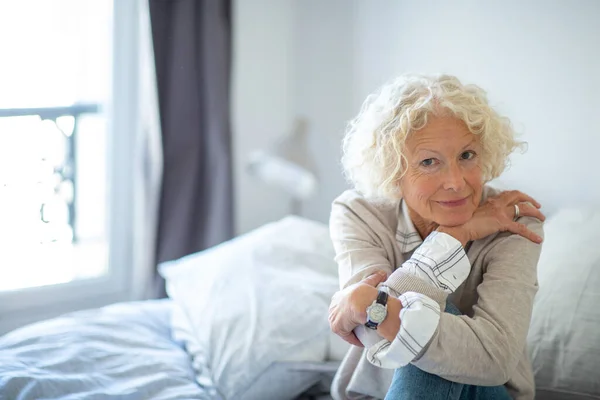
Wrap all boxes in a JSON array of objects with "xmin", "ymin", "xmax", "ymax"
[{"xmin": 437, "ymin": 197, "xmax": 469, "ymax": 207}]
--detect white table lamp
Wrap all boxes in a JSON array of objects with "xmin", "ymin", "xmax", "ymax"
[{"xmin": 246, "ymin": 118, "xmax": 317, "ymax": 214}]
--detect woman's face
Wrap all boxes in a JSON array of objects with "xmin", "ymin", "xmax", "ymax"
[{"xmin": 400, "ymin": 115, "xmax": 484, "ymax": 228}]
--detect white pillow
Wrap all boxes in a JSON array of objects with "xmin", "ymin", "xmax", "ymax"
[
  {"xmin": 527, "ymin": 208, "xmax": 600, "ymax": 399},
  {"xmin": 159, "ymin": 216, "xmax": 340, "ymax": 400}
]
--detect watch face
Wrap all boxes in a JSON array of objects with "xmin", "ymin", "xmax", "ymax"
[{"xmin": 368, "ymin": 303, "xmax": 387, "ymax": 323}]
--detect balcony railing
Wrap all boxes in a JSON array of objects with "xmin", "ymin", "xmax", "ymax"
[{"xmin": 0, "ymin": 104, "xmax": 100, "ymax": 243}]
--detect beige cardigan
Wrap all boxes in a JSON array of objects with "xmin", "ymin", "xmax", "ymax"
[{"xmin": 329, "ymin": 186, "xmax": 544, "ymax": 400}]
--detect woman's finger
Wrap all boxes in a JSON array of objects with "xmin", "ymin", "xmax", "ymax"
[
  {"xmin": 516, "ymin": 202, "xmax": 546, "ymax": 222},
  {"xmin": 501, "ymin": 190, "xmax": 541, "ymax": 209},
  {"xmin": 361, "ymin": 271, "xmax": 388, "ymax": 287},
  {"xmin": 506, "ymin": 221, "xmax": 543, "ymax": 244},
  {"xmin": 330, "ymin": 310, "xmax": 363, "ymax": 346}
]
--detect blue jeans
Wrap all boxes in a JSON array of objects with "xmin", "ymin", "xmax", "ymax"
[{"xmin": 384, "ymin": 303, "xmax": 512, "ymax": 400}]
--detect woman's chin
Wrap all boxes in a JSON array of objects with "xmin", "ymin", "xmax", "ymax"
[{"xmin": 434, "ymin": 211, "xmax": 473, "ymax": 228}]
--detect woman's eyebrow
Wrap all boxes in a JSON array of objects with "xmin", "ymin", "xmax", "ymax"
[
  {"xmin": 414, "ymin": 147, "xmax": 442, "ymax": 156},
  {"xmin": 415, "ymin": 139, "xmax": 477, "ymax": 156},
  {"xmin": 461, "ymin": 139, "xmax": 477, "ymax": 150}
]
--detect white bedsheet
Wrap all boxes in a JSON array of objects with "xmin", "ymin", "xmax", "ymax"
[{"xmin": 0, "ymin": 300, "xmax": 207, "ymax": 400}]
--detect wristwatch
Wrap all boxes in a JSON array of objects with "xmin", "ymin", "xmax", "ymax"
[{"xmin": 365, "ymin": 289, "xmax": 389, "ymax": 329}]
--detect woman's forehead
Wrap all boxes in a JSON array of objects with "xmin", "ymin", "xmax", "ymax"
[{"xmin": 406, "ymin": 116, "xmax": 478, "ymax": 153}]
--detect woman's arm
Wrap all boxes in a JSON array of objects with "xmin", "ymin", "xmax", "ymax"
[
  {"xmin": 411, "ymin": 216, "xmax": 543, "ymax": 385},
  {"xmin": 330, "ymin": 190, "xmax": 468, "ymax": 356},
  {"xmin": 382, "ymin": 190, "xmax": 543, "ymax": 301},
  {"xmin": 330, "ymin": 191, "xmax": 451, "ymax": 305},
  {"xmin": 367, "ymin": 191, "xmax": 545, "ymax": 381},
  {"xmin": 348, "ymin": 216, "xmax": 542, "ymax": 384}
]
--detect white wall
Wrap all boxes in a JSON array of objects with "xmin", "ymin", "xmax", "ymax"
[
  {"xmin": 292, "ymin": 1, "xmax": 356, "ymax": 223},
  {"xmin": 233, "ymin": 0, "xmax": 600, "ymax": 234},
  {"xmin": 354, "ymin": 0, "xmax": 600, "ymax": 215},
  {"xmin": 232, "ymin": 0, "xmax": 356, "ymax": 234},
  {"xmin": 232, "ymin": 0, "xmax": 296, "ymax": 234}
]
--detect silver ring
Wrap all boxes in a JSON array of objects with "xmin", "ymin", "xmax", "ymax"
[{"xmin": 513, "ymin": 204, "xmax": 520, "ymax": 221}]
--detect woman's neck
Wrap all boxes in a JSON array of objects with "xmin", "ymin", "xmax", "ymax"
[{"xmin": 407, "ymin": 207, "xmax": 439, "ymax": 240}]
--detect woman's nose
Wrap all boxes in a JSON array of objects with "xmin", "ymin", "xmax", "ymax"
[{"xmin": 442, "ymin": 163, "xmax": 466, "ymax": 192}]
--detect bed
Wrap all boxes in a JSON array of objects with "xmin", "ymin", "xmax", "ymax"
[
  {"xmin": 1, "ymin": 212, "xmax": 600, "ymax": 400},
  {"xmin": 0, "ymin": 217, "xmax": 342, "ymax": 400},
  {"xmin": 0, "ymin": 300, "xmax": 205, "ymax": 400},
  {"xmin": 0, "ymin": 298, "xmax": 337, "ymax": 400}
]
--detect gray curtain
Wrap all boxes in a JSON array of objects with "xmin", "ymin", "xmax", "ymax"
[{"xmin": 149, "ymin": 0, "xmax": 234, "ymax": 297}]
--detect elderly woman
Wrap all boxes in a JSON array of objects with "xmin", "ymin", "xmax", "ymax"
[{"xmin": 328, "ymin": 74, "xmax": 545, "ymax": 400}]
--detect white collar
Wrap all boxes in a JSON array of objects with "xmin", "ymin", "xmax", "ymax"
[{"xmin": 395, "ymin": 199, "xmax": 423, "ymax": 254}]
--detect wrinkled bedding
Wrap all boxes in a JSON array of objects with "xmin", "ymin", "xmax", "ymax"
[{"xmin": 0, "ymin": 300, "xmax": 208, "ymax": 400}]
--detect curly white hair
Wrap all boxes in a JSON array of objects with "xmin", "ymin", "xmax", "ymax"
[{"xmin": 341, "ymin": 73, "xmax": 524, "ymax": 201}]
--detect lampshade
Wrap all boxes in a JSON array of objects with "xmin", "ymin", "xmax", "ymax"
[{"xmin": 246, "ymin": 118, "xmax": 317, "ymax": 200}]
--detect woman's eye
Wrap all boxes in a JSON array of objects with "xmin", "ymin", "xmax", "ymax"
[
  {"xmin": 420, "ymin": 158, "xmax": 436, "ymax": 167},
  {"xmin": 461, "ymin": 151, "xmax": 476, "ymax": 160}
]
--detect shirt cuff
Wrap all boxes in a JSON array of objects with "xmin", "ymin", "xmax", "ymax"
[
  {"xmin": 366, "ymin": 292, "xmax": 441, "ymax": 369},
  {"xmin": 390, "ymin": 231, "xmax": 470, "ymax": 294}
]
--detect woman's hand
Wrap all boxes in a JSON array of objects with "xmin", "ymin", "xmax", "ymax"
[
  {"xmin": 328, "ymin": 271, "xmax": 387, "ymax": 347},
  {"xmin": 438, "ymin": 190, "xmax": 545, "ymax": 246}
]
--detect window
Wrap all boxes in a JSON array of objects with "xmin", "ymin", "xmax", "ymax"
[
  {"xmin": 0, "ymin": 0, "xmax": 111, "ymax": 291},
  {"xmin": 0, "ymin": 0, "xmax": 138, "ymax": 333}
]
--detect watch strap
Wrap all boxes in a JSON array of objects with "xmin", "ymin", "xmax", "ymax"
[
  {"xmin": 376, "ymin": 289, "xmax": 389, "ymax": 306},
  {"xmin": 365, "ymin": 320, "xmax": 378, "ymax": 329}
]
